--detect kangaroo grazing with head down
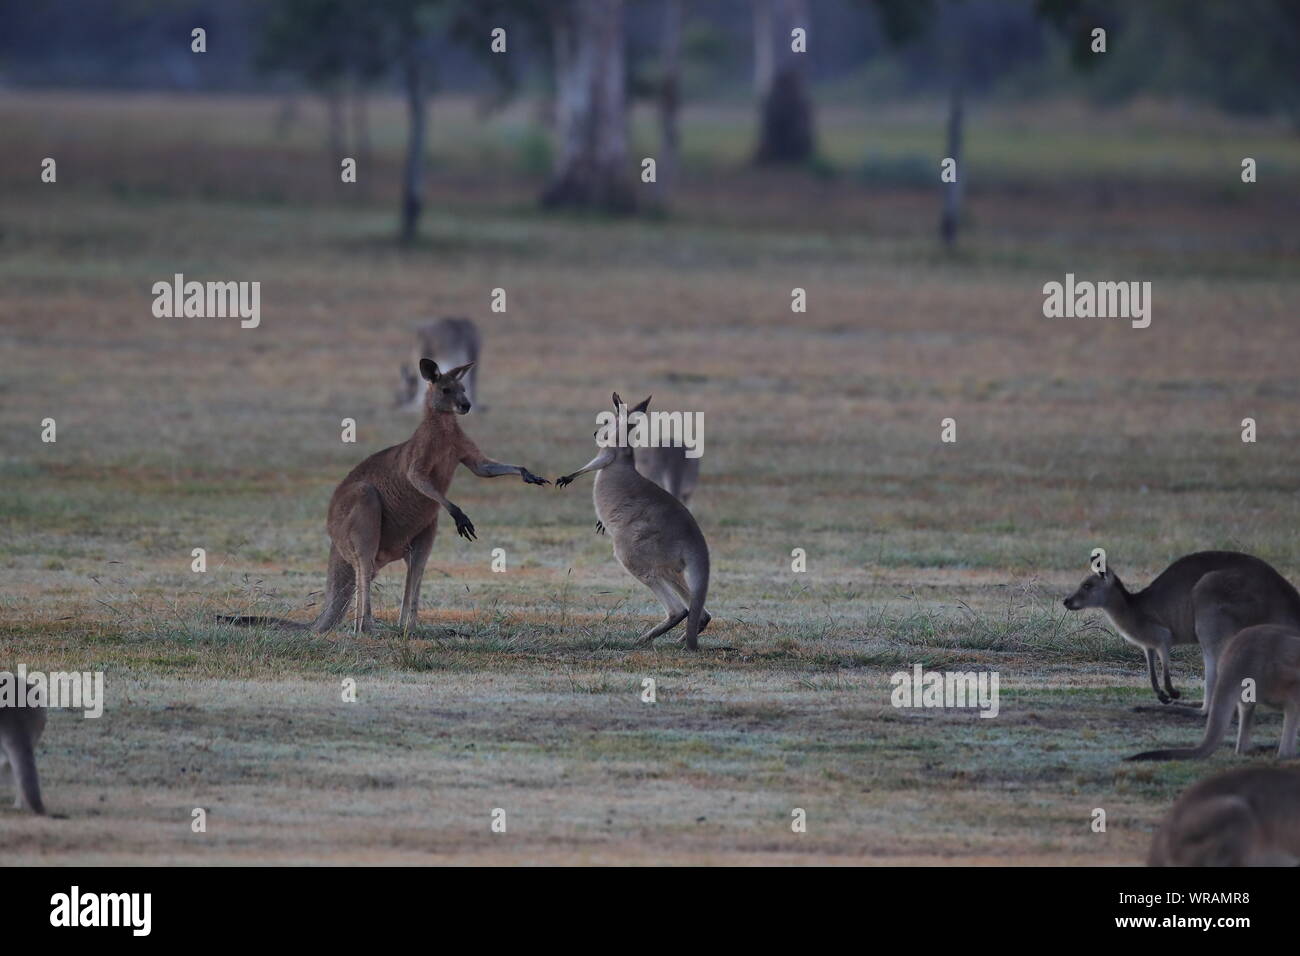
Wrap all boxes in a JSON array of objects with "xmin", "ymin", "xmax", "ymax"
[
  {"xmin": 556, "ymin": 394, "xmax": 711, "ymax": 649},
  {"xmin": 0, "ymin": 682, "xmax": 47, "ymax": 814},
  {"xmin": 1063, "ymin": 551, "xmax": 1300, "ymax": 714},
  {"xmin": 397, "ymin": 318, "xmax": 481, "ymax": 411},
  {"xmin": 1147, "ymin": 766, "xmax": 1300, "ymax": 866},
  {"xmin": 224, "ymin": 360, "xmax": 548, "ymax": 634},
  {"xmin": 1128, "ymin": 624, "xmax": 1300, "ymax": 761}
]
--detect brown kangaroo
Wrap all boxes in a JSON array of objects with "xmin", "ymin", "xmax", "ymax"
[
  {"xmin": 1128, "ymin": 624, "xmax": 1300, "ymax": 761},
  {"xmin": 1148, "ymin": 766, "xmax": 1300, "ymax": 866},
  {"xmin": 223, "ymin": 360, "xmax": 548, "ymax": 634},
  {"xmin": 0, "ymin": 681, "xmax": 47, "ymax": 814},
  {"xmin": 1063, "ymin": 551, "xmax": 1300, "ymax": 714}
]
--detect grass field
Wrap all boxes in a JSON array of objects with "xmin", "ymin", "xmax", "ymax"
[{"xmin": 2, "ymin": 91, "xmax": 1299, "ymax": 864}]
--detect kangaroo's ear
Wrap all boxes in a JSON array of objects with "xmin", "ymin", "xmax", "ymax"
[
  {"xmin": 630, "ymin": 395, "xmax": 651, "ymax": 415},
  {"xmin": 419, "ymin": 359, "xmax": 440, "ymax": 381},
  {"xmin": 448, "ymin": 362, "xmax": 475, "ymax": 381},
  {"xmin": 612, "ymin": 392, "xmax": 624, "ymax": 410}
]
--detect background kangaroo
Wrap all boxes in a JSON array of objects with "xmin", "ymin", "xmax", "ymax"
[
  {"xmin": 1063, "ymin": 551, "xmax": 1300, "ymax": 714},
  {"xmin": 225, "ymin": 359, "xmax": 548, "ymax": 634},
  {"xmin": 0, "ymin": 683, "xmax": 47, "ymax": 814},
  {"xmin": 1128, "ymin": 624, "xmax": 1300, "ymax": 761},
  {"xmin": 397, "ymin": 317, "xmax": 481, "ymax": 411},
  {"xmin": 557, "ymin": 394, "xmax": 711, "ymax": 649},
  {"xmin": 1148, "ymin": 766, "xmax": 1300, "ymax": 866},
  {"xmin": 633, "ymin": 445, "xmax": 700, "ymax": 506}
]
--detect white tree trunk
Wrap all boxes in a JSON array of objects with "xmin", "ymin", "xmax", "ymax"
[{"xmin": 542, "ymin": 0, "xmax": 633, "ymax": 211}]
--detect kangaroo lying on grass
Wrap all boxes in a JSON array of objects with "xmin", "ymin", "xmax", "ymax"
[
  {"xmin": 557, "ymin": 394, "xmax": 711, "ymax": 649},
  {"xmin": 1128, "ymin": 624, "xmax": 1300, "ymax": 761},
  {"xmin": 224, "ymin": 360, "xmax": 548, "ymax": 634},
  {"xmin": 397, "ymin": 318, "xmax": 481, "ymax": 411},
  {"xmin": 1063, "ymin": 551, "xmax": 1300, "ymax": 714},
  {"xmin": 0, "ymin": 683, "xmax": 47, "ymax": 814},
  {"xmin": 1148, "ymin": 766, "xmax": 1300, "ymax": 866}
]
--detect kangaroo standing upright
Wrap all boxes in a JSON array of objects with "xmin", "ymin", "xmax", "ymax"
[
  {"xmin": 557, "ymin": 394, "xmax": 711, "ymax": 649},
  {"xmin": 397, "ymin": 318, "xmax": 481, "ymax": 411},
  {"xmin": 225, "ymin": 360, "xmax": 548, "ymax": 634},
  {"xmin": 1063, "ymin": 551, "xmax": 1300, "ymax": 714},
  {"xmin": 1128, "ymin": 624, "xmax": 1300, "ymax": 761},
  {"xmin": 0, "ymin": 681, "xmax": 47, "ymax": 814},
  {"xmin": 1147, "ymin": 766, "xmax": 1300, "ymax": 866}
]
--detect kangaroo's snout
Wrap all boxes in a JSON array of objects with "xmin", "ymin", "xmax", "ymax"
[
  {"xmin": 458, "ymin": 401, "xmax": 472, "ymax": 414},
  {"xmin": 1063, "ymin": 596, "xmax": 1078, "ymax": 610}
]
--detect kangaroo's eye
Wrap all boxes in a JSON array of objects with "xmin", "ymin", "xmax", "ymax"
[{"xmin": 443, "ymin": 387, "xmax": 452, "ymax": 394}]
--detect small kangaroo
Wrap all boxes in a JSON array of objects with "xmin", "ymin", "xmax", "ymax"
[
  {"xmin": 633, "ymin": 445, "xmax": 700, "ymax": 506},
  {"xmin": 397, "ymin": 317, "xmax": 481, "ymax": 411},
  {"xmin": 1063, "ymin": 551, "xmax": 1300, "ymax": 714},
  {"xmin": 1147, "ymin": 766, "xmax": 1300, "ymax": 866},
  {"xmin": 0, "ymin": 682, "xmax": 47, "ymax": 814},
  {"xmin": 556, "ymin": 394, "xmax": 711, "ymax": 649},
  {"xmin": 1128, "ymin": 624, "xmax": 1300, "ymax": 761},
  {"xmin": 225, "ymin": 360, "xmax": 548, "ymax": 634}
]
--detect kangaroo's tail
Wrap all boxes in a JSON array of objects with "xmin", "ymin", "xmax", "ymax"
[
  {"xmin": 682, "ymin": 549, "xmax": 710, "ymax": 651},
  {"xmin": 219, "ymin": 546, "xmax": 356, "ymax": 635},
  {"xmin": 1127, "ymin": 668, "xmax": 1237, "ymax": 761},
  {"xmin": 3, "ymin": 729, "xmax": 45, "ymax": 814}
]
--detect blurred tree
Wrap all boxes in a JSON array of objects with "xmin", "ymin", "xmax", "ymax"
[
  {"xmin": 753, "ymin": 0, "xmax": 814, "ymax": 164},
  {"xmin": 540, "ymin": 0, "xmax": 635, "ymax": 212}
]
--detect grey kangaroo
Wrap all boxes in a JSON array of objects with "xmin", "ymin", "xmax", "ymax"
[
  {"xmin": 633, "ymin": 445, "xmax": 700, "ymax": 506},
  {"xmin": 397, "ymin": 317, "xmax": 481, "ymax": 411},
  {"xmin": 224, "ymin": 360, "xmax": 547, "ymax": 634},
  {"xmin": 1128, "ymin": 624, "xmax": 1300, "ymax": 761},
  {"xmin": 0, "ymin": 681, "xmax": 47, "ymax": 814},
  {"xmin": 1063, "ymin": 551, "xmax": 1300, "ymax": 714},
  {"xmin": 556, "ymin": 394, "xmax": 711, "ymax": 649},
  {"xmin": 1148, "ymin": 766, "xmax": 1300, "ymax": 866}
]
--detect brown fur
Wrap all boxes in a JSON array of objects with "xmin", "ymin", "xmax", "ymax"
[
  {"xmin": 224, "ymin": 359, "xmax": 547, "ymax": 634},
  {"xmin": 1148, "ymin": 766, "xmax": 1300, "ymax": 866}
]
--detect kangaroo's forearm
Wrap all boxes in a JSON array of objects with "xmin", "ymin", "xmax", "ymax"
[
  {"xmin": 467, "ymin": 458, "xmax": 524, "ymax": 478},
  {"xmin": 406, "ymin": 469, "xmax": 459, "ymax": 510}
]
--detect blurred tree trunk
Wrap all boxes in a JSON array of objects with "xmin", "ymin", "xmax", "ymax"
[
  {"xmin": 325, "ymin": 86, "xmax": 346, "ymax": 158},
  {"xmin": 400, "ymin": 37, "xmax": 428, "ymax": 244},
  {"xmin": 541, "ymin": 0, "xmax": 634, "ymax": 212},
  {"xmin": 752, "ymin": 0, "xmax": 773, "ymax": 96},
  {"xmin": 940, "ymin": 83, "xmax": 963, "ymax": 248},
  {"xmin": 754, "ymin": 0, "xmax": 814, "ymax": 164},
  {"xmin": 655, "ymin": 0, "xmax": 683, "ymax": 208},
  {"xmin": 350, "ymin": 76, "xmax": 371, "ymax": 196}
]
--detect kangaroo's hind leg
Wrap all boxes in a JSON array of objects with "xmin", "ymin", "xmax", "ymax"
[
  {"xmin": 635, "ymin": 575, "xmax": 688, "ymax": 646},
  {"xmin": 666, "ymin": 567, "xmax": 710, "ymax": 640},
  {"xmin": 337, "ymin": 483, "xmax": 383, "ymax": 634},
  {"xmin": 1235, "ymin": 700, "xmax": 1256, "ymax": 755},
  {"xmin": 399, "ymin": 522, "xmax": 435, "ymax": 633},
  {"xmin": 1280, "ymin": 702, "xmax": 1299, "ymax": 759}
]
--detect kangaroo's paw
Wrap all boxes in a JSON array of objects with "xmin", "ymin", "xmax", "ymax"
[
  {"xmin": 595, "ymin": 520, "xmax": 605, "ymax": 535},
  {"xmin": 451, "ymin": 508, "xmax": 477, "ymax": 541},
  {"xmin": 520, "ymin": 469, "xmax": 550, "ymax": 486},
  {"xmin": 556, "ymin": 474, "xmax": 577, "ymax": 488}
]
